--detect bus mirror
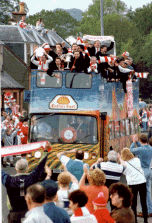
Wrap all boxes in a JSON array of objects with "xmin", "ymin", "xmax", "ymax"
[
  {"xmin": 34, "ymin": 151, "xmax": 42, "ymax": 158},
  {"xmin": 84, "ymin": 152, "xmax": 89, "ymax": 159}
]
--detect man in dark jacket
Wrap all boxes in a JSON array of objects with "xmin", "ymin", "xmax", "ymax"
[
  {"xmin": 2, "ymin": 142, "xmax": 51, "ymax": 223},
  {"xmin": 70, "ymin": 51, "xmax": 84, "ymax": 72}
]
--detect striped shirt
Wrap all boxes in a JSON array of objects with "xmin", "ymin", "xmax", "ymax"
[{"xmin": 93, "ymin": 161, "xmax": 124, "ymax": 182}]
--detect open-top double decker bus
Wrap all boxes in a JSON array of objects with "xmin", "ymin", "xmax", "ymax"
[{"xmin": 26, "ymin": 68, "xmax": 139, "ymax": 176}]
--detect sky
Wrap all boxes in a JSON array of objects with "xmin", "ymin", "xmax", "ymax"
[{"xmin": 22, "ymin": 0, "xmax": 151, "ymax": 15}]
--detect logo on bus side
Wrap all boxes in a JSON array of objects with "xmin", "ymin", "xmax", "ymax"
[{"xmin": 49, "ymin": 95, "xmax": 78, "ymax": 110}]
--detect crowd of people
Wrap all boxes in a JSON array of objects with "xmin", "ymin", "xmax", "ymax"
[
  {"xmin": 30, "ymin": 37, "xmax": 138, "ymax": 93},
  {"xmin": 139, "ymin": 99, "xmax": 152, "ymax": 137},
  {"xmin": 1, "ymin": 92, "xmax": 29, "ymax": 167},
  {"xmin": 2, "ymin": 133, "xmax": 152, "ymax": 223}
]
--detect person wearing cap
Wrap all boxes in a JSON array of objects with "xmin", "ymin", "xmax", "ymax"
[
  {"xmin": 69, "ymin": 189, "xmax": 98, "ymax": 223},
  {"xmin": 93, "ymin": 192, "xmax": 115, "ymax": 223},
  {"xmin": 41, "ymin": 179, "xmax": 71, "ymax": 223},
  {"xmin": 122, "ymin": 51, "xmax": 130, "ymax": 60},
  {"xmin": 1, "ymin": 141, "xmax": 51, "ymax": 223}
]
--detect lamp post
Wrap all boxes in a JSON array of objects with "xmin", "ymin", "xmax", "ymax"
[{"xmin": 100, "ymin": 0, "xmax": 104, "ymax": 36}]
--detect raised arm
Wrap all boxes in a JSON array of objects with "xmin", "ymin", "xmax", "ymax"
[
  {"xmin": 79, "ymin": 164, "xmax": 89, "ymax": 187},
  {"xmin": 57, "ymin": 148, "xmax": 76, "ymax": 159}
]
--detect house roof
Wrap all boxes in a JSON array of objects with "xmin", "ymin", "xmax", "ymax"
[
  {"xmin": 0, "ymin": 25, "xmax": 35, "ymax": 43},
  {"xmin": 1, "ymin": 71, "xmax": 25, "ymax": 89},
  {"xmin": 0, "ymin": 24, "xmax": 71, "ymax": 47}
]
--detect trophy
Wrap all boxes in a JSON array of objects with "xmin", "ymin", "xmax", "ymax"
[
  {"xmin": 64, "ymin": 48, "xmax": 73, "ymax": 70},
  {"xmin": 35, "ymin": 47, "xmax": 45, "ymax": 57}
]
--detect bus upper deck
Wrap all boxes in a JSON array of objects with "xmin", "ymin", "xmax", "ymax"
[{"xmin": 30, "ymin": 69, "xmax": 139, "ymax": 116}]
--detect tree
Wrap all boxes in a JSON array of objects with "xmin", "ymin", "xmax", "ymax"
[
  {"xmin": 26, "ymin": 9, "xmax": 78, "ymax": 39},
  {"xmin": 131, "ymin": 3, "xmax": 152, "ymax": 36}
]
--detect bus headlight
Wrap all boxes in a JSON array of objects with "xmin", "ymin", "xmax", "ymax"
[
  {"xmin": 84, "ymin": 152, "xmax": 89, "ymax": 159},
  {"xmin": 34, "ymin": 151, "xmax": 41, "ymax": 158}
]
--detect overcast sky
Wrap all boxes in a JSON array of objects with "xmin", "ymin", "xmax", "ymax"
[{"xmin": 22, "ymin": 0, "xmax": 151, "ymax": 15}]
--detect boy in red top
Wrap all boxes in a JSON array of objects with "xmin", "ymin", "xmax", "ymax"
[
  {"xmin": 20, "ymin": 116, "xmax": 29, "ymax": 144},
  {"xmin": 93, "ymin": 192, "xmax": 115, "ymax": 223}
]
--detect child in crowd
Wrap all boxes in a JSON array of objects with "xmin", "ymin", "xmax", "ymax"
[
  {"xmin": 55, "ymin": 168, "xmax": 79, "ymax": 216},
  {"xmin": 69, "ymin": 189, "xmax": 97, "ymax": 223},
  {"xmin": 93, "ymin": 192, "xmax": 115, "ymax": 223}
]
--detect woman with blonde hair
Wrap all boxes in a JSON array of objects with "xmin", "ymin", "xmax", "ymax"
[
  {"xmin": 118, "ymin": 148, "xmax": 148, "ymax": 223},
  {"xmin": 79, "ymin": 165, "xmax": 109, "ymax": 214}
]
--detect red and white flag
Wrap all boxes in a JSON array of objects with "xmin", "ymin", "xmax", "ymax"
[
  {"xmin": 40, "ymin": 73, "xmax": 46, "ymax": 85},
  {"xmin": 1, "ymin": 141, "xmax": 49, "ymax": 157},
  {"xmin": 135, "ymin": 72, "xmax": 148, "ymax": 78},
  {"xmin": 98, "ymin": 56, "xmax": 115, "ymax": 63}
]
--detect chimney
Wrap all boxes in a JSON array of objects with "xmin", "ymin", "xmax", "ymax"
[{"xmin": 12, "ymin": 2, "xmax": 26, "ymax": 23}]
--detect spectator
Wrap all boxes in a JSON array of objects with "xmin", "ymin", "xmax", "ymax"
[
  {"xmin": 56, "ymin": 42, "xmax": 68, "ymax": 54},
  {"xmin": 23, "ymin": 184, "xmax": 52, "ymax": 223},
  {"xmin": 55, "ymin": 168, "xmax": 79, "ymax": 216},
  {"xmin": 41, "ymin": 179, "xmax": 71, "ymax": 223},
  {"xmin": 90, "ymin": 150, "xmax": 124, "ymax": 187},
  {"xmin": 121, "ymin": 51, "xmax": 130, "ymax": 60},
  {"xmin": 11, "ymin": 101, "xmax": 20, "ymax": 116},
  {"xmin": 77, "ymin": 44, "xmax": 90, "ymax": 71},
  {"xmin": 115, "ymin": 57, "xmax": 131, "ymax": 93},
  {"xmin": 96, "ymin": 42, "xmax": 114, "ymax": 60},
  {"xmin": 139, "ymin": 98, "xmax": 147, "ymax": 109},
  {"xmin": 4, "ymin": 91, "xmax": 13, "ymax": 115},
  {"xmin": 130, "ymin": 134, "xmax": 152, "ymax": 217},
  {"xmin": 141, "ymin": 107, "xmax": 148, "ymax": 132},
  {"xmin": 53, "ymin": 57, "xmax": 64, "ymax": 71},
  {"xmin": 31, "ymin": 51, "xmax": 53, "ymax": 72},
  {"xmin": 71, "ymin": 43, "xmax": 78, "ymax": 53},
  {"xmin": 87, "ymin": 56, "xmax": 99, "ymax": 74},
  {"xmin": 109, "ymin": 182, "xmax": 135, "ymax": 223},
  {"xmin": 106, "ymin": 61, "xmax": 117, "ymax": 81},
  {"xmin": 148, "ymin": 115, "xmax": 152, "ymax": 140},
  {"xmin": 118, "ymin": 148, "xmax": 148, "ymax": 223},
  {"xmin": 3, "ymin": 127, "xmax": 19, "ymax": 167},
  {"xmin": 36, "ymin": 18, "xmax": 48, "ymax": 36},
  {"xmin": 19, "ymin": 16, "xmax": 29, "ymax": 32},
  {"xmin": 79, "ymin": 166, "xmax": 109, "ymax": 214},
  {"xmin": 126, "ymin": 57, "xmax": 134, "ymax": 70},
  {"xmin": 70, "ymin": 51, "xmax": 84, "ymax": 72},
  {"xmin": 1, "ymin": 110, "xmax": 7, "ymax": 122},
  {"xmin": 88, "ymin": 40, "xmax": 101, "ymax": 56},
  {"xmin": 2, "ymin": 142, "xmax": 51, "ymax": 223},
  {"xmin": 69, "ymin": 189, "xmax": 97, "ymax": 223},
  {"xmin": 57, "ymin": 148, "xmax": 87, "ymax": 181},
  {"xmin": 19, "ymin": 116, "xmax": 29, "ymax": 145},
  {"xmin": 92, "ymin": 192, "xmax": 115, "ymax": 223},
  {"xmin": 16, "ymin": 116, "xmax": 24, "ymax": 145}
]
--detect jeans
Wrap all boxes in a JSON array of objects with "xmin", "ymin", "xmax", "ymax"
[
  {"xmin": 142, "ymin": 122, "xmax": 147, "ymax": 131},
  {"xmin": 143, "ymin": 168, "xmax": 152, "ymax": 214},
  {"xmin": 129, "ymin": 183, "xmax": 148, "ymax": 223}
]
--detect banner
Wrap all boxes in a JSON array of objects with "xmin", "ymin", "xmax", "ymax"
[
  {"xmin": 1, "ymin": 141, "xmax": 47, "ymax": 157},
  {"xmin": 83, "ymin": 35, "xmax": 114, "ymax": 42},
  {"xmin": 126, "ymin": 80, "xmax": 133, "ymax": 117}
]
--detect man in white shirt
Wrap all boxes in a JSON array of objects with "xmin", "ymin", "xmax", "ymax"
[{"xmin": 23, "ymin": 183, "xmax": 53, "ymax": 223}]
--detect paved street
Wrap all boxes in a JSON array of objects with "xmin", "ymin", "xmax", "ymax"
[{"xmin": 2, "ymin": 163, "xmax": 152, "ymax": 223}]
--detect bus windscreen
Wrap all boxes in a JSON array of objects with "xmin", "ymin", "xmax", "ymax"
[{"xmin": 30, "ymin": 114, "xmax": 98, "ymax": 144}]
